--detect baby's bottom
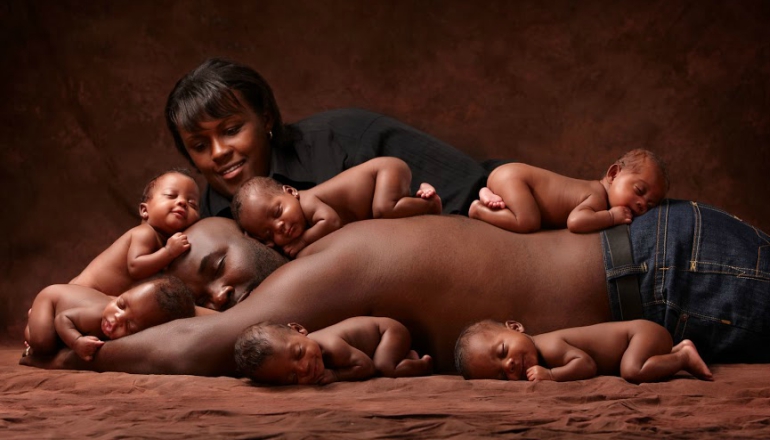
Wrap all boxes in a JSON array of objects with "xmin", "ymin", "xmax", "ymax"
[{"xmin": 469, "ymin": 166, "xmax": 542, "ymax": 233}]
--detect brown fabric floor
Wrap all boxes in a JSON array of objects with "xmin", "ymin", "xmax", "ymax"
[{"xmin": 2, "ymin": 346, "xmax": 769, "ymax": 439}]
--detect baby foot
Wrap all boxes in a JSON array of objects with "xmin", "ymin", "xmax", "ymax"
[
  {"xmin": 416, "ymin": 183, "xmax": 442, "ymax": 214},
  {"xmin": 416, "ymin": 182, "xmax": 437, "ymax": 199},
  {"xmin": 479, "ymin": 187, "xmax": 505, "ymax": 209},
  {"xmin": 677, "ymin": 340, "xmax": 714, "ymax": 381}
]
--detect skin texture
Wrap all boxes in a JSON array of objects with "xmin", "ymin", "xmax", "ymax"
[
  {"xmin": 24, "ymin": 281, "xmax": 173, "ymax": 361},
  {"xmin": 245, "ymin": 317, "xmax": 432, "ymax": 385},
  {"xmin": 237, "ymin": 157, "xmax": 442, "ymax": 257},
  {"xmin": 460, "ymin": 320, "xmax": 713, "ymax": 383},
  {"xmin": 469, "ymin": 158, "xmax": 666, "ymax": 233},
  {"xmin": 177, "ymin": 93, "xmax": 273, "ymax": 199},
  {"xmin": 69, "ymin": 172, "xmax": 200, "ymax": 295},
  {"xmin": 20, "ymin": 215, "xmax": 611, "ymax": 375}
]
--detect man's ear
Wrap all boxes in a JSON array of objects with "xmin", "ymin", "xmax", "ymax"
[
  {"xmin": 504, "ymin": 320, "xmax": 525, "ymax": 333},
  {"xmin": 605, "ymin": 163, "xmax": 622, "ymax": 183},
  {"xmin": 139, "ymin": 203, "xmax": 149, "ymax": 221},
  {"xmin": 282, "ymin": 185, "xmax": 299, "ymax": 198},
  {"xmin": 287, "ymin": 323, "xmax": 308, "ymax": 336}
]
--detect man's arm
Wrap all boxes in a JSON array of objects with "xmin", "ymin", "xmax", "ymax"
[{"xmin": 22, "ymin": 251, "xmax": 371, "ymax": 376}]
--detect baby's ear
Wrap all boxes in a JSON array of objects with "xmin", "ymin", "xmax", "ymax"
[
  {"xmin": 282, "ymin": 185, "xmax": 299, "ymax": 198},
  {"xmin": 139, "ymin": 203, "xmax": 149, "ymax": 220},
  {"xmin": 605, "ymin": 163, "xmax": 622, "ymax": 182},
  {"xmin": 504, "ymin": 320, "xmax": 525, "ymax": 333},
  {"xmin": 287, "ymin": 322, "xmax": 308, "ymax": 336}
]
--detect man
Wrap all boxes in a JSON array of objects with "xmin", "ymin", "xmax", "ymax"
[{"xmin": 21, "ymin": 200, "xmax": 770, "ymax": 375}]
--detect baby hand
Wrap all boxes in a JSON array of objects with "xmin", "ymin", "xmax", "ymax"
[
  {"xmin": 526, "ymin": 365, "xmax": 554, "ymax": 382},
  {"xmin": 282, "ymin": 238, "xmax": 307, "ymax": 259},
  {"xmin": 318, "ymin": 369, "xmax": 338, "ymax": 385},
  {"xmin": 73, "ymin": 335, "xmax": 105, "ymax": 361},
  {"xmin": 166, "ymin": 232, "xmax": 191, "ymax": 258},
  {"xmin": 609, "ymin": 206, "xmax": 633, "ymax": 225}
]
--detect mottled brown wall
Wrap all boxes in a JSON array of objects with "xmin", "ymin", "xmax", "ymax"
[{"xmin": 2, "ymin": 0, "xmax": 769, "ymax": 340}]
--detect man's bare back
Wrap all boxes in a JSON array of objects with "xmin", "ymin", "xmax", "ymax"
[{"xmin": 28, "ymin": 215, "xmax": 611, "ymax": 375}]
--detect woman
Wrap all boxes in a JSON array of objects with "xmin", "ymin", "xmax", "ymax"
[{"xmin": 165, "ymin": 58, "xmax": 493, "ymax": 218}]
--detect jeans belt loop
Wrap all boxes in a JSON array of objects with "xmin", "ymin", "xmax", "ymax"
[{"xmin": 605, "ymin": 225, "xmax": 643, "ymax": 320}]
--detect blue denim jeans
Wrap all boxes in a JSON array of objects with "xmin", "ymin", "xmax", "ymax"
[{"xmin": 601, "ymin": 199, "xmax": 770, "ymax": 363}]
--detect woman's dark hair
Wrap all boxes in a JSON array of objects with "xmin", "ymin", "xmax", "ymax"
[{"xmin": 165, "ymin": 58, "xmax": 293, "ymax": 167}]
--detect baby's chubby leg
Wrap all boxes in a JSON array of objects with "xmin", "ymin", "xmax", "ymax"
[
  {"xmin": 619, "ymin": 322, "xmax": 713, "ymax": 383},
  {"xmin": 372, "ymin": 320, "xmax": 433, "ymax": 378},
  {"xmin": 469, "ymin": 163, "xmax": 542, "ymax": 232},
  {"xmin": 26, "ymin": 287, "xmax": 61, "ymax": 355},
  {"xmin": 394, "ymin": 350, "xmax": 433, "ymax": 377},
  {"xmin": 371, "ymin": 157, "xmax": 442, "ymax": 217},
  {"xmin": 670, "ymin": 340, "xmax": 713, "ymax": 380}
]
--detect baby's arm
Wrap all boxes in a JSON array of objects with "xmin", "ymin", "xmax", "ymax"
[
  {"xmin": 54, "ymin": 308, "xmax": 105, "ymax": 361},
  {"xmin": 527, "ymin": 336, "xmax": 597, "ymax": 382},
  {"xmin": 283, "ymin": 196, "xmax": 342, "ymax": 258},
  {"xmin": 317, "ymin": 337, "xmax": 376, "ymax": 384},
  {"xmin": 566, "ymin": 194, "xmax": 632, "ymax": 233},
  {"xmin": 127, "ymin": 225, "xmax": 190, "ymax": 279}
]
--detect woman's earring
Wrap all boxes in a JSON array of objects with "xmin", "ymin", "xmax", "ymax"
[{"xmin": 268, "ymin": 130, "xmax": 273, "ymax": 140}]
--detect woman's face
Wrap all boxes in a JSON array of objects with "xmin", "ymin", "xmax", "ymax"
[{"xmin": 178, "ymin": 99, "xmax": 273, "ymax": 198}]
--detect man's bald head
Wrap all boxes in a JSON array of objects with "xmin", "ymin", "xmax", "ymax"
[{"xmin": 167, "ymin": 217, "xmax": 288, "ymax": 311}]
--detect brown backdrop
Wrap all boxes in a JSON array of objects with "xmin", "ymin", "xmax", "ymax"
[{"xmin": 2, "ymin": 0, "xmax": 769, "ymax": 341}]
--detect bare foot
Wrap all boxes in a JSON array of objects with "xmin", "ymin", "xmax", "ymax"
[
  {"xmin": 416, "ymin": 182, "xmax": 436, "ymax": 199},
  {"xmin": 479, "ymin": 187, "xmax": 505, "ymax": 209},
  {"xmin": 416, "ymin": 182, "xmax": 442, "ymax": 214},
  {"xmin": 468, "ymin": 200, "xmax": 483, "ymax": 219},
  {"xmin": 678, "ymin": 340, "xmax": 714, "ymax": 381},
  {"xmin": 394, "ymin": 354, "xmax": 433, "ymax": 377}
]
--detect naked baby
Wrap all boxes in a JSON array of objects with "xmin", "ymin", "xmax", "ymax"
[{"xmin": 231, "ymin": 157, "xmax": 441, "ymax": 257}]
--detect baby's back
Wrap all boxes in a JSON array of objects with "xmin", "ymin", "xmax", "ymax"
[
  {"xmin": 69, "ymin": 228, "xmax": 137, "ymax": 295},
  {"xmin": 535, "ymin": 320, "xmax": 667, "ymax": 375},
  {"xmin": 518, "ymin": 165, "xmax": 606, "ymax": 228}
]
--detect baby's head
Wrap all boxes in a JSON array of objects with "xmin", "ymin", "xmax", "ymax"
[
  {"xmin": 234, "ymin": 322, "xmax": 326, "ymax": 385},
  {"xmin": 604, "ymin": 149, "xmax": 669, "ymax": 216},
  {"xmin": 454, "ymin": 319, "xmax": 539, "ymax": 380},
  {"xmin": 231, "ymin": 177, "xmax": 306, "ymax": 248},
  {"xmin": 140, "ymin": 169, "xmax": 200, "ymax": 235},
  {"xmin": 101, "ymin": 275, "xmax": 195, "ymax": 340}
]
